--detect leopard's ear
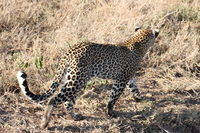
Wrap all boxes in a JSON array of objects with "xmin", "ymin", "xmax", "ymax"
[
  {"xmin": 135, "ymin": 26, "xmax": 141, "ymax": 32},
  {"xmin": 154, "ymin": 29, "xmax": 159, "ymax": 38}
]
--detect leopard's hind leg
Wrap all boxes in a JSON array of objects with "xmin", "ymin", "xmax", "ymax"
[
  {"xmin": 63, "ymin": 76, "xmax": 89, "ymax": 121},
  {"xmin": 41, "ymin": 93, "xmax": 82, "ymax": 129},
  {"xmin": 41, "ymin": 70, "xmax": 90, "ymax": 128},
  {"xmin": 41, "ymin": 82, "xmax": 74, "ymax": 129},
  {"xmin": 64, "ymin": 94, "xmax": 83, "ymax": 121}
]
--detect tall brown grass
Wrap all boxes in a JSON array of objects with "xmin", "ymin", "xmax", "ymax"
[{"xmin": 1, "ymin": 0, "xmax": 199, "ymax": 94}]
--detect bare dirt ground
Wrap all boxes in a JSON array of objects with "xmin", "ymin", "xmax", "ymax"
[
  {"xmin": 0, "ymin": 0, "xmax": 200, "ymax": 132},
  {"xmin": 0, "ymin": 77, "xmax": 199, "ymax": 133}
]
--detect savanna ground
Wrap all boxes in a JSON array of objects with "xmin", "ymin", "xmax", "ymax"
[{"xmin": 0, "ymin": 0, "xmax": 200, "ymax": 132}]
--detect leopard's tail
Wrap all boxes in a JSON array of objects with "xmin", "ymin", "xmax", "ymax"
[{"xmin": 17, "ymin": 71, "xmax": 62, "ymax": 102}]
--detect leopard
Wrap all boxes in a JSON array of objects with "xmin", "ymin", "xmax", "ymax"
[{"xmin": 17, "ymin": 27, "xmax": 159, "ymax": 129}]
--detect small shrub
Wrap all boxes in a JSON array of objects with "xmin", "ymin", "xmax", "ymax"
[
  {"xmin": 35, "ymin": 56, "xmax": 43, "ymax": 69},
  {"xmin": 178, "ymin": 8, "xmax": 200, "ymax": 22}
]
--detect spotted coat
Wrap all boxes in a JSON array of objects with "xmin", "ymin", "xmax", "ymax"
[{"xmin": 17, "ymin": 27, "xmax": 159, "ymax": 128}]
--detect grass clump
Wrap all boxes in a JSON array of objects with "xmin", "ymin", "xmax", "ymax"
[{"xmin": 178, "ymin": 7, "xmax": 200, "ymax": 22}]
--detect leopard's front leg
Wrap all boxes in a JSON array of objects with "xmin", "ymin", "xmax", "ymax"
[
  {"xmin": 126, "ymin": 77, "xmax": 142, "ymax": 102},
  {"xmin": 107, "ymin": 80, "xmax": 126, "ymax": 117}
]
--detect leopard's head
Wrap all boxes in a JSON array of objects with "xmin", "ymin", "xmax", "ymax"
[
  {"xmin": 130, "ymin": 27, "xmax": 159, "ymax": 53},
  {"xmin": 134, "ymin": 26, "xmax": 159, "ymax": 44}
]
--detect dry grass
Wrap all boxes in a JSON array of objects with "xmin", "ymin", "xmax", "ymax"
[{"xmin": 0, "ymin": 0, "xmax": 200, "ymax": 132}]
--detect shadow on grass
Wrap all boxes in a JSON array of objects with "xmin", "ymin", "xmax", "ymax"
[
  {"xmin": 3, "ymin": 82, "xmax": 196, "ymax": 132},
  {"xmin": 48, "ymin": 83, "xmax": 200, "ymax": 132},
  {"xmin": 49, "ymin": 125, "xmax": 108, "ymax": 132},
  {"xmin": 48, "ymin": 110, "xmax": 155, "ymax": 132}
]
